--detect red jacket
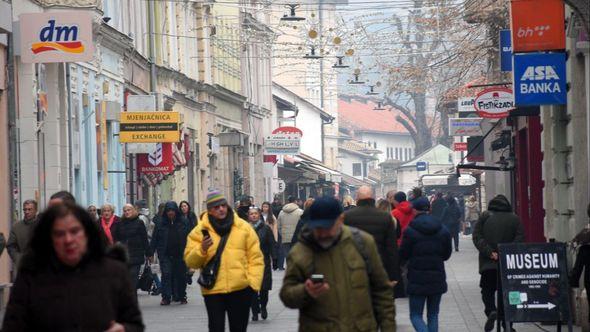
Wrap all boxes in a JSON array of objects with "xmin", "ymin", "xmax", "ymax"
[{"xmin": 392, "ymin": 201, "xmax": 414, "ymax": 245}]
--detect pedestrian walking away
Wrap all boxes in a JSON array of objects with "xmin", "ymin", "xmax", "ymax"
[
  {"xmin": 7, "ymin": 199, "xmax": 38, "ymax": 268},
  {"xmin": 290, "ymin": 197, "xmax": 314, "ymax": 245},
  {"xmin": 472, "ymin": 194, "xmax": 524, "ymax": 332},
  {"xmin": 112, "ymin": 204, "xmax": 150, "ymax": 291},
  {"xmin": 149, "ymin": 201, "xmax": 191, "ymax": 305},
  {"xmin": 430, "ymin": 192, "xmax": 447, "ymax": 222},
  {"xmin": 441, "ymin": 194, "xmax": 462, "ymax": 252},
  {"xmin": 400, "ymin": 197, "xmax": 452, "ymax": 332},
  {"xmin": 277, "ymin": 196, "xmax": 304, "ymax": 269},
  {"xmin": 464, "ymin": 196, "xmax": 479, "ymax": 235},
  {"xmin": 247, "ymin": 206, "xmax": 276, "ymax": 321},
  {"xmin": 184, "ymin": 190, "xmax": 264, "ymax": 332},
  {"xmin": 280, "ymin": 196, "xmax": 396, "ymax": 332},
  {"xmin": 343, "ymin": 186, "xmax": 401, "ymax": 290},
  {"xmin": 1, "ymin": 203, "xmax": 144, "ymax": 331}
]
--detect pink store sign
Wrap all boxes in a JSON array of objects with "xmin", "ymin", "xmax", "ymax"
[{"xmin": 20, "ymin": 11, "xmax": 95, "ymax": 63}]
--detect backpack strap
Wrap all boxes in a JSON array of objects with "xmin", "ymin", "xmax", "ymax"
[{"xmin": 350, "ymin": 226, "xmax": 372, "ymax": 276}]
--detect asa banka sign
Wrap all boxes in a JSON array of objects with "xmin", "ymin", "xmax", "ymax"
[
  {"xmin": 498, "ymin": 243, "xmax": 571, "ymax": 324},
  {"xmin": 513, "ymin": 52, "xmax": 567, "ymax": 106},
  {"xmin": 20, "ymin": 12, "xmax": 95, "ymax": 63},
  {"xmin": 264, "ymin": 126, "xmax": 303, "ymax": 155}
]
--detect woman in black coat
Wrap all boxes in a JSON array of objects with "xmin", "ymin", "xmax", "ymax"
[
  {"xmin": 112, "ymin": 204, "xmax": 150, "ymax": 291},
  {"xmin": 179, "ymin": 200, "xmax": 198, "ymax": 230},
  {"xmin": 247, "ymin": 206, "xmax": 275, "ymax": 321},
  {"xmin": 441, "ymin": 195, "xmax": 462, "ymax": 252},
  {"xmin": 400, "ymin": 197, "xmax": 452, "ymax": 332},
  {"xmin": 1, "ymin": 203, "xmax": 144, "ymax": 332}
]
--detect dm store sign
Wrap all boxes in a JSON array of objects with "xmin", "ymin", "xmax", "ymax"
[
  {"xmin": 20, "ymin": 12, "xmax": 95, "ymax": 63},
  {"xmin": 513, "ymin": 52, "xmax": 566, "ymax": 106}
]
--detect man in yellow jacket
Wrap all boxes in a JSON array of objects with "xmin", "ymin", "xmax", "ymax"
[{"xmin": 184, "ymin": 190, "xmax": 264, "ymax": 332}]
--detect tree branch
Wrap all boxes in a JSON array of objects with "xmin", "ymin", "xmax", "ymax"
[{"xmin": 396, "ymin": 115, "xmax": 418, "ymax": 139}]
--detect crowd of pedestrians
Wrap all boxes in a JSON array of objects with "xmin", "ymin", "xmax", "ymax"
[{"xmin": 1, "ymin": 186, "xmax": 589, "ymax": 332}]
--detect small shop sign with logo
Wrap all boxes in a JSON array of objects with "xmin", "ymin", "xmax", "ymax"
[
  {"xmin": 474, "ymin": 88, "xmax": 515, "ymax": 119},
  {"xmin": 264, "ymin": 126, "xmax": 303, "ymax": 155}
]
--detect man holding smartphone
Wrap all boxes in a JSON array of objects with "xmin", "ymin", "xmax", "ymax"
[{"xmin": 280, "ymin": 197, "xmax": 396, "ymax": 331}]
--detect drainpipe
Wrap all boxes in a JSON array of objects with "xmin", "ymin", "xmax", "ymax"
[
  {"xmin": 148, "ymin": 0, "xmax": 158, "ymax": 105},
  {"xmin": 7, "ymin": 30, "xmax": 19, "ymax": 222},
  {"xmin": 65, "ymin": 64, "xmax": 74, "ymax": 192}
]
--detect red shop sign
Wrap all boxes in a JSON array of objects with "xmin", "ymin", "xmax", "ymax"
[
  {"xmin": 137, "ymin": 143, "xmax": 174, "ymax": 174},
  {"xmin": 454, "ymin": 142, "xmax": 468, "ymax": 152},
  {"xmin": 510, "ymin": 0, "xmax": 565, "ymax": 52}
]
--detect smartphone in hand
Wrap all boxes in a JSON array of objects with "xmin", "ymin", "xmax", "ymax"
[
  {"xmin": 310, "ymin": 274, "xmax": 324, "ymax": 284},
  {"xmin": 201, "ymin": 229, "xmax": 210, "ymax": 238}
]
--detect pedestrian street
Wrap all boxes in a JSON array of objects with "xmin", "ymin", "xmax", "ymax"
[{"xmin": 140, "ymin": 236, "xmax": 582, "ymax": 332}]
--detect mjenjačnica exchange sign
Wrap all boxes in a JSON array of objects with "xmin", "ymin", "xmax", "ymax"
[{"xmin": 119, "ymin": 112, "xmax": 180, "ymax": 143}]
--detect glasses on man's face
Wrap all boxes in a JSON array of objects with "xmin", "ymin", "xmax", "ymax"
[{"xmin": 212, "ymin": 204, "xmax": 227, "ymax": 210}]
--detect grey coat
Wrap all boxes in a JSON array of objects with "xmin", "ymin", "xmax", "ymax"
[
  {"xmin": 472, "ymin": 196, "xmax": 525, "ymax": 273},
  {"xmin": 7, "ymin": 218, "xmax": 37, "ymax": 266}
]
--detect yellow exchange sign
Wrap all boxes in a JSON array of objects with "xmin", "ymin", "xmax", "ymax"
[{"xmin": 119, "ymin": 112, "xmax": 180, "ymax": 143}]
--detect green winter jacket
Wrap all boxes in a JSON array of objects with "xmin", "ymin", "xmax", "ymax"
[
  {"xmin": 472, "ymin": 196, "xmax": 525, "ymax": 273},
  {"xmin": 280, "ymin": 225, "xmax": 396, "ymax": 332}
]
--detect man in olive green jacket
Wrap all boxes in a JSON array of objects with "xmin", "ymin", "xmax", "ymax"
[{"xmin": 280, "ymin": 197, "xmax": 396, "ymax": 332}]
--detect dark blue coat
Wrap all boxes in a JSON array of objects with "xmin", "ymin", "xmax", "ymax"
[
  {"xmin": 400, "ymin": 212, "xmax": 452, "ymax": 296},
  {"xmin": 149, "ymin": 201, "xmax": 190, "ymax": 257}
]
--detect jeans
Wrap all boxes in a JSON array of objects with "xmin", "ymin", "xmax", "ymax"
[
  {"xmin": 204, "ymin": 287, "xmax": 253, "ymax": 332},
  {"xmin": 160, "ymin": 255, "xmax": 187, "ymax": 301},
  {"xmin": 409, "ymin": 294, "xmax": 442, "ymax": 332},
  {"xmin": 278, "ymin": 243, "xmax": 291, "ymax": 269},
  {"xmin": 251, "ymin": 290, "xmax": 269, "ymax": 315}
]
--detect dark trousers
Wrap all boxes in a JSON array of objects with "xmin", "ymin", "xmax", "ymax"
[
  {"xmin": 160, "ymin": 255, "xmax": 187, "ymax": 301},
  {"xmin": 251, "ymin": 290, "xmax": 269, "ymax": 315},
  {"xmin": 451, "ymin": 231, "xmax": 459, "ymax": 250},
  {"xmin": 480, "ymin": 269, "xmax": 504, "ymax": 318},
  {"xmin": 129, "ymin": 264, "xmax": 141, "ymax": 291},
  {"xmin": 278, "ymin": 243, "xmax": 291, "ymax": 269},
  {"xmin": 204, "ymin": 287, "xmax": 253, "ymax": 332}
]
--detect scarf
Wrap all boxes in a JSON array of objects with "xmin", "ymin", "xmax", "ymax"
[
  {"xmin": 209, "ymin": 212, "xmax": 234, "ymax": 236},
  {"xmin": 251, "ymin": 219, "xmax": 263, "ymax": 230},
  {"xmin": 101, "ymin": 215, "xmax": 116, "ymax": 244}
]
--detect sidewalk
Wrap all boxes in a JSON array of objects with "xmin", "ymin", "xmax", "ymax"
[{"xmin": 138, "ymin": 235, "xmax": 580, "ymax": 331}]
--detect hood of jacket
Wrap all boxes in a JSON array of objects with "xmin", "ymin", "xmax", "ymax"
[
  {"xmin": 282, "ymin": 202, "xmax": 301, "ymax": 214},
  {"xmin": 396, "ymin": 201, "xmax": 413, "ymax": 215},
  {"xmin": 488, "ymin": 195, "xmax": 512, "ymax": 212},
  {"xmin": 162, "ymin": 201, "xmax": 182, "ymax": 225},
  {"xmin": 409, "ymin": 213, "xmax": 442, "ymax": 235}
]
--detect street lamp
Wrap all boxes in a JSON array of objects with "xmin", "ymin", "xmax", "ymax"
[
  {"xmin": 303, "ymin": 46, "xmax": 323, "ymax": 59},
  {"xmin": 332, "ymin": 56, "xmax": 349, "ymax": 68},
  {"xmin": 348, "ymin": 73, "xmax": 365, "ymax": 85},
  {"xmin": 281, "ymin": 4, "xmax": 305, "ymax": 21},
  {"xmin": 366, "ymin": 85, "xmax": 379, "ymax": 95},
  {"xmin": 373, "ymin": 101, "xmax": 386, "ymax": 110}
]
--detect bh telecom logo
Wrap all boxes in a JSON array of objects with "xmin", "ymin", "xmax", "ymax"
[
  {"xmin": 32, "ymin": 20, "xmax": 84, "ymax": 55},
  {"xmin": 513, "ymin": 53, "xmax": 566, "ymax": 106},
  {"xmin": 517, "ymin": 25, "xmax": 551, "ymax": 38}
]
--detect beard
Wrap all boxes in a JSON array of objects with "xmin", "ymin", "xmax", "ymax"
[{"xmin": 315, "ymin": 227, "xmax": 343, "ymax": 249}]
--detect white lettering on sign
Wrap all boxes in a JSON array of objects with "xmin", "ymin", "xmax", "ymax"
[
  {"xmin": 519, "ymin": 65, "xmax": 562, "ymax": 95},
  {"xmin": 506, "ymin": 253, "xmax": 559, "ymax": 270},
  {"xmin": 521, "ymin": 66, "xmax": 560, "ymax": 81}
]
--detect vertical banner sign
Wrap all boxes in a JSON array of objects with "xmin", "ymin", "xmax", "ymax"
[
  {"xmin": 20, "ymin": 12, "xmax": 95, "ymax": 63},
  {"xmin": 500, "ymin": 30, "xmax": 513, "ymax": 72},
  {"xmin": 498, "ymin": 243, "xmax": 571, "ymax": 323},
  {"xmin": 510, "ymin": 0, "xmax": 565, "ymax": 52},
  {"xmin": 513, "ymin": 52, "xmax": 567, "ymax": 106}
]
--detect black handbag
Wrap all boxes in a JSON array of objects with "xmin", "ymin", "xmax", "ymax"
[
  {"xmin": 137, "ymin": 262, "xmax": 154, "ymax": 291},
  {"xmin": 197, "ymin": 234, "xmax": 230, "ymax": 289}
]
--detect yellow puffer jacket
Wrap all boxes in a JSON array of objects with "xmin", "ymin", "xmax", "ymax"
[{"xmin": 184, "ymin": 211, "xmax": 264, "ymax": 295}]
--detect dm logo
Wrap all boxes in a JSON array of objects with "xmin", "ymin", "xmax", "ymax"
[{"xmin": 31, "ymin": 20, "xmax": 84, "ymax": 55}]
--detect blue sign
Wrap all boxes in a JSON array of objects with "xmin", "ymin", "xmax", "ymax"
[
  {"xmin": 500, "ymin": 30, "xmax": 512, "ymax": 72},
  {"xmin": 513, "ymin": 52, "xmax": 567, "ymax": 106},
  {"xmin": 416, "ymin": 161, "xmax": 427, "ymax": 172}
]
